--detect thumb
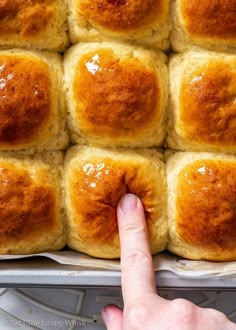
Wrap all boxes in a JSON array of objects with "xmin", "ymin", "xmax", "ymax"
[{"xmin": 101, "ymin": 305, "xmax": 123, "ymax": 330}]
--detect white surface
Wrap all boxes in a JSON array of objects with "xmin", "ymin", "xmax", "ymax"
[{"xmin": 0, "ymin": 288, "xmax": 236, "ymax": 329}]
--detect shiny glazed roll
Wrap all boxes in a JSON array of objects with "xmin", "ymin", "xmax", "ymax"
[
  {"xmin": 0, "ymin": 49, "xmax": 68, "ymax": 152},
  {"xmin": 0, "ymin": 0, "xmax": 69, "ymax": 51},
  {"xmin": 167, "ymin": 51, "xmax": 236, "ymax": 153},
  {"xmin": 64, "ymin": 146, "xmax": 167, "ymax": 259},
  {"xmin": 166, "ymin": 152, "xmax": 236, "ymax": 261},
  {"xmin": 67, "ymin": 0, "xmax": 170, "ymax": 49},
  {"xmin": 64, "ymin": 42, "xmax": 168, "ymax": 148},
  {"xmin": 0, "ymin": 152, "xmax": 66, "ymax": 254},
  {"xmin": 171, "ymin": 0, "xmax": 236, "ymax": 52}
]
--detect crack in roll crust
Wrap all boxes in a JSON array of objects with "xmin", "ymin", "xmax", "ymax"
[
  {"xmin": 0, "ymin": 0, "xmax": 55, "ymax": 37},
  {"xmin": 179, "ymin": 61, "xmax": 236, "ymax": 146},
  {"xmin": 176, "ymin": 160, "xmax": 236, "ymax": 250},
  {"xmin": 180, "ymin": 0, "xmax": 236, "ymax": 40},
  {"xmin": 0, "ymin": 162, "xmax": 58, "ymax": 251},
  {"xmin": 73, "ymin": 49, "xmax": 159, "ymax": 139},
  {"xmin": 0, "ymin": 55, "xmax": 52, "ymax": 147},
  {"xmin": 77, "ymin": 0, "xmax": 165, "ymax": 31}
]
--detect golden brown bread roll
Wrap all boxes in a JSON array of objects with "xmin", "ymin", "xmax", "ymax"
[
  {"xmin": 0, "ymin": 0, "xmax": 69, "ymax": 51},
  {"xmin": 171, "ymin": 0, "xmax": 236, "ymax": 52},
  {"xmin": 64, "ymin": 146, "xmax": 167, "ymax": 259},
  {"xmin": 167, "ymin": 51, "xmax": 236, "ymax": 153},
  {"xmin": 64, "ymin": 42, "xmax": 168, "ymax": 148},
  {"xmin": 68, "ymin": 0, "xmax": 170, "ymax": 49},
  {"xmin": 166, "ymin": 152, "xmax": 236, "ymax": 261},
  {"xmin": 0, "ymin": 49, "xmax": 68, "ymax": 152},
  {"xmin": 0, "ymin": 152, "xmax": 66, "ymax": 254}
]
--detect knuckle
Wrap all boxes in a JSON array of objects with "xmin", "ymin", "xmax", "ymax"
[
  {"xmin": 126, "ymin": 302, "xmax": 151, "ymax": 328},
  {"xmin": 123, "ymin": 249, "xmax": 152, "ymax": 267},
  {"xmin": 218, "ymin": 313, "xmax": 229, "ymax": 325},
  {"xmin": 171, "ymin": 299, "xmax": 196, "ymax": 324},
  {"xmin": 206, "ymin": 308, "xmax": 229, "ymax": 323},
  {"xmin": 204, "ymin": 308, "xmax": 232, "ymax": 329},
  {"xmin": 217, "ymin": 311, "xmax": 229, "ymax": 323}
]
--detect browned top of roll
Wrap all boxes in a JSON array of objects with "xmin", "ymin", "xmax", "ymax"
[
  {"xmin": 176, "ymin": 160, "xmax": 236, "ymax": 249},
  {"xmin": 179, "ymin": 60, "xmax": 236, "ymax": 146},
  {"xmin": 180, "ymin": 0, "xmax": 236, "ymax": 40},
  {"xmin": 0, "ymin": 55, "xmax": 52, "ymax": 146},
  {"xmin": 0, "ymin": 0, "xmax": 55, "ymax": 37},
  {"xmin": 0, "ymin": 163, "xmax": 57, "ymax": 245},
  {"xmin": 69, "ymin": 158, "xmax": 160, "ymax": 245},
  {"xmin": 77, "ymin": 0, "xmax": 165, "ymax": 31},
  {"xmin": 74, "ymin": 49, "xmax": 159, "ymax": 138}
]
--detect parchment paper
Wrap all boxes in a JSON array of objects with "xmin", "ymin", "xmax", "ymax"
[{"xmin": 1, "ymin": 251, "xmax": 236, "ymax": 277}]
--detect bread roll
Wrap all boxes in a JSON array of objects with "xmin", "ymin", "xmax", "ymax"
[
  {"xmin": 0, "ymin": 0, "xmax": 69, "ymax": 51},
  {"xmin": 0, "ymin": 152, "xmax": 66, "ymax": 254},
  {"xmin": 67, "ymin": 0, "xmax": 170, "ymax": 50},
  {"xmin": 171, "ymin": 0, "xmax": 236, "ymax": 52},
  {"xmin": 64, "ymin": 42, "xmax": 168, "ymax": 148},
  {"xmin": 64, "ymin": 146, "xmax": 167, "ymax": 259},
  {"xmin": 0, "ymin": 49, "xmax": 69, "ymax": 153},
  {"xmin": 166, "ymin": 151, "xmax": 236, "ymax": 261},
  {"xmin": 167, "ymin": 51, "xmax": 236, "ymax": 153}
]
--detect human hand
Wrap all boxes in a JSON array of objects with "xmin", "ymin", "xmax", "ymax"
[{"xmin": 101, "ymin": 194, "xmax": 236, "ymax": 330}]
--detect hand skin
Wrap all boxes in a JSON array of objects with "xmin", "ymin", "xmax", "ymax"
[{"xmin": 101, "ymin": 194, "xmax": 236, "ymax": 330}]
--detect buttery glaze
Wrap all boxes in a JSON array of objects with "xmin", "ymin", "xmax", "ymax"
[
  {"xmin": 70, "ymin": 158, "xmax": 160, "ymax": 245},
  {"xmin": 0, "ymin": 163, "xmax": 56, "ymax": 241},
  {"xmin": 78, "ymin": 0, "xmax": 165, "ymax": 31},
  {"xmin": 181, "ymin": 0, "xmax": 236, "ymax": 40},
  {"xmin": 177, "ymin": 160, "xmax": 236, "ymax": 248},
  {"xmin": 0, "ymin": 55, "xmax": 52, "ymax": 145},
  {"xmin": 0, "ymin": 0, "xmax": 54, "ymax": 36},
  {"xmin": 180, "ymin": 61, "xmax": 236, "ymax": 146},
  {"xmin": 74, "ymin": 49, "xmax": 159, "ymax": 138}
]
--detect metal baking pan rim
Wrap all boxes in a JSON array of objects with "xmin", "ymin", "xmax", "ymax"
[{"xmin": 0, "ymin": 258, "xmax": 236, "ymax": 289}]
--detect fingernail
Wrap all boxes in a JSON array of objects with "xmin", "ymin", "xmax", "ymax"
[
  {"xmin": 119, "ymin": 194, "xmax": 138, "ymax": 213},
  {"xmin": 101, "ymin": 307, "xmax": 109, "ymax": 325}
]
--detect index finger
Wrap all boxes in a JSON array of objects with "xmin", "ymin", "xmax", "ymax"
[{"xmin": 117, "ymin": 194, "xmax": 157, "ymax": 305}]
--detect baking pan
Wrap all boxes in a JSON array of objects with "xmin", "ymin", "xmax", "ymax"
[{"xmin": 1, "ymin": 258, "xmax": 236, "ymax": 290}]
